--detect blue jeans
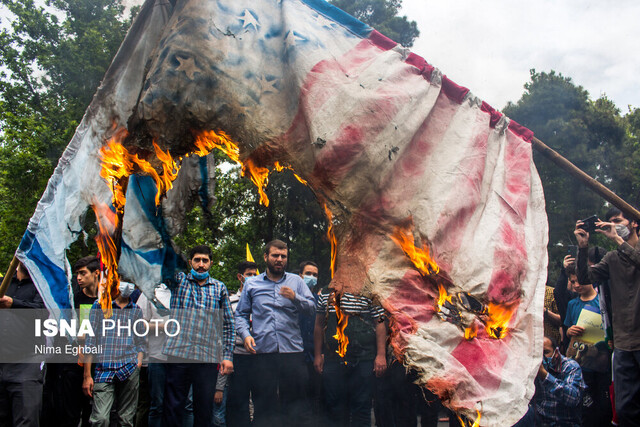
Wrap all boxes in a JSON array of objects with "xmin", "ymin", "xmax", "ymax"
[
  {"xmin": 213, "ymin": 386, "xmax": 228, "ymax": 426},
  {"xmin": 322, "ymin": 358, "xmax": 374, "ymax": 427}
]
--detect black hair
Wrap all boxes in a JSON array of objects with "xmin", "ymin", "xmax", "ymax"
[
  {"xmin": 264, "ymin": 239, "xmax": 287, "ymax": 255},
  {"xmin": 605, "ymin": 206, "xmax": 623, "ymax": 222},
  {"xmin": 73, "ymin": 256, "xmax": 100, "ymax": 273},
  {"xmin": 299, "ymin": 261, "xmax": 318, "ymax": 273},
  {"xmin": 237, "ymin": 261, "xmax": 258, "ymax": 275},
  {"xmin": 189, "ymin": 245, "xmax": 212, "ymax": 260},
  {"xmin": 565, "ymin": 263, "xmax": 576, "ymax": 276}
]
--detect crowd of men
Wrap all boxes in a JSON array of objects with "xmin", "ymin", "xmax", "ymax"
[
  {"xmin": 0, "ymin": 205, "xmax": 638, "ymax": 427},
  {"xmin": 531, "ymin": 206, "xmax": 640, "ymax": 427}
]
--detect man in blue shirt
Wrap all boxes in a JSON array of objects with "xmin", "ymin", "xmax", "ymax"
[
  {"xmin": 235, "ymin": 239, "xmax": 316, "ymax": 427},
  {"xmin": 162, "ymin": 245, "xmax": 235, "ymax": 427},
  {"xmin": 534, "ymin": 336, "xmax": 585, "ymax": 426}
]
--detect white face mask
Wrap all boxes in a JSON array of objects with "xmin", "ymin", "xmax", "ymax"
[
  {"xmin": 119, "ymin": 281, "xmax": 135, "ymax": 298},
  {"xmin": 615, "ymin": 224, "xmax": 631, "ymax": 241}
]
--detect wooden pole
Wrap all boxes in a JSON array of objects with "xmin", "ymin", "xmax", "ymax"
[
  {"xmin": 531, "ymin": 136, "xmax": 640, "ymax": 222},
  {"xmin": 0, "ymin": 256, "xmax": 19, "ymax": 298}
]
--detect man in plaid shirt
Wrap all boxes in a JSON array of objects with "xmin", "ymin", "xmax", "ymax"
[
  {"xmin": 534, "ymin": 336, "xmax": 586, "ymax": 426},
  {"xmin": 83, "ymin": 281, "xmax": 145, "ymax": 427},
  {"xmin": 162, "ymin": 245, "xmax": 235, "ymax": 427}
]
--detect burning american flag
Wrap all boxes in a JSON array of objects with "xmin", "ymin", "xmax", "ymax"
[{"xmin": 16, "ymin": 0, "xmax": 547, "ymax": 424}]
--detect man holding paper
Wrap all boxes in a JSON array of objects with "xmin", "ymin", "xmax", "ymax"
[{"xmin": 575, "ymin": 206, "xmax": 640, "ymax": 427}]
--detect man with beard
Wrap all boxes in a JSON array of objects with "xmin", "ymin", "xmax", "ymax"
[
  {"xmin": 533, "ymin": 336, "xmax": 585, "ymax": 426},
  {"xmin": 162, "ymin": 245, "xmax": 235, "ymax": 427},
  {"xmin": 235, "ymin": 240, "xmax": 316, "ymax": 427},
  {"xmin": 575, "ymin": 207, "xmax": 640, "ymax": 426}
]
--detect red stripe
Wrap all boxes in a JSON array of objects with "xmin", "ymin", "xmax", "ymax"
[
  {"xmin": 481, "ymin": 101, "xmax": 504, "ymax": 128},
  {"xmin": 450, "ymin": 330, "xmax": 512, "ymax": 393},
  {"xmin": 486, "ymin": 131, "xmax": 531, "ymax": 303},
  {"xmin": 508, "ymin": 119, "xmax": 534, "ymax": 143},
  {"xmin": 441, "ymin": 76, "xmax": 469, "ymax": 104},
  {"xmin": 368, "ymin": 30, "xmax": 398, "ymax": 51},
  {"xmin": 405, "ymin": 53, "xmax": 435, "ymax": 82}
]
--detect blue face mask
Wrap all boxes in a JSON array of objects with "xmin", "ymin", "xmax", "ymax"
[
  {"xmin": 191, "ymin": 268, "xmax": 209, "ymax": 281},
  {"xmin": 543, "ymin": 348, "xmax": 559, "ymax": 372},
  {"xmin": 303, "ymin": 275, "xmax": 317, "ymax": 289}
]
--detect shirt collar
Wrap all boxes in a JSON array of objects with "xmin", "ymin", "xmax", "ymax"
[{"xmin": 262, "ymin": 271, "xmax": 288, "ymax": 284}]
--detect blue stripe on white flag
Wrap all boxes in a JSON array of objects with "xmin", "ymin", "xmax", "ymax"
[
  {"xmin": 18, "ymin": 230, "xmax": 72, "ymax": 310},
  {"xmin": 300, "ymin": 0, "xmax": 372, "ymax": 39}
]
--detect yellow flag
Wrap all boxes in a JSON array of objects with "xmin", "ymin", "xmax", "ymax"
[{"xmin": 246, "ymin": 243, "xmax": 259, "ymax": 274}]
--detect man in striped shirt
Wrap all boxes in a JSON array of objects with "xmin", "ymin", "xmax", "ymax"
[
  {"xmin": 162, "ymin": 245, "xmax": 235, "ymax": 427},
  {"xmin": 314, "ymin": 288, "xmax": 387, "ymax": 426}
]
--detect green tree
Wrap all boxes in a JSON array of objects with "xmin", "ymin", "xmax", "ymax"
[
  {"xmin": 329, "ymin": 0, "xmax": 419, "ymax": 47},
  {"xmin": 504, "ymin": 70, "xmax": 631, "ymax": 281},
  {"xmin": 0, "ymin": 0, "xmax": 135, "ymax": 266}
]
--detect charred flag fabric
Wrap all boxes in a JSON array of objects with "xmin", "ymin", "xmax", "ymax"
[{"xmin": 18, "ymin": 0, "xmax": 548, "ymax": 424}]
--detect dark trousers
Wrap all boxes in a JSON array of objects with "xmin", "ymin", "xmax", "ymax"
[
  {"xmin": 162, "ymin": 359, "xmax": 218, "ymax": 427},
  {"xmin": 374, "ymin": 362, "xmax": 442, "ymax": 427},
  {"xmin": 136, "ymin": 366, "xmax": 150, "ymax": 427},
  {"xmin": 322, "ymin": 358, "xmax": 374, "ymax": 427},
  {"xmin": 582, "ymin": 369, "xmax": 613, "ymax": 427},
  {"xmin": 614, "ymin": 349, "xmax": 640, "ymax": 427},
  {"xmin": 0, "ymin": 363, "xmax": 45, "ymax": 427},
  {"xmin": 252, "ymin": 352, "xmax": 310, "ymax": 427},
  {"xmin": 41, "ymin": 363, "xmax": 91, "ymax": 427},
  {"xmin": 226, "ymin": 354, "xmax": 253, "ymax": 427}
]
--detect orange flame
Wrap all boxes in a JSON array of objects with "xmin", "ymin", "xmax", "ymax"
[
  {"xmin": 274, "ymin": 161, "xmax": 308, "ymax": 185},
  {"xmin": 193, "ymin": 129, "xmax": 241, "ymax": 163},
  {"xmin": 437, "ymin": 283, "xmax": 455, "ymax": 308},
  {"xmin": 485, "ymin": 301, "xmax": 518, "ymax": 339},
  {"xmin": 93, "ymin": 203, "xmax": 120, "ymax": 317},
  {"xmin": 332, "ymin": 300, "xmax": 349, "ymax": 358},
  {"xmin": 390, "ymin": 225, "xmax": 439, "ymax": 276},
  {"xmin": 323, "ymin": 204, "xmax": 337, "ymax": 278},
  {"xmin": 99, "ymin": 137, "xmax": 181, "ymax": 208},
  {"xmin": 464, "ymin": 323, "xmax": 478, "ymax": 340},
  {"xmin": 457, "ymin": 410, "xmax": 482, "ymax": 427},
  {"xmin": 242, "ymin": 158, "xmax": 271, "ymax": 207}
]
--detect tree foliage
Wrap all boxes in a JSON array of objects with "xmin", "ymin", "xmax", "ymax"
[
  {"xmin": 504, "ymin": 70, "xmax": 640, "ymax": 282},
  {"xmin": 0, "ymin": 0, "xmax": 135, "ymax": 265},
  {"xmin": 329, "ymin": 0, "xmax": 419, "ymax": 47}
]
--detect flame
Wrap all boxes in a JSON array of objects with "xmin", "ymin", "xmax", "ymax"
[
  {"xmin": 457, "ymin": 410, "xmax": 482, "ymax": 427},
  {"xmin": 274, "ymin": 161, "xmax": 308, "ymax": 185},
  {"xmin": 389, "ymin": 224, "xmax": 439, "ymax": 276},
  {"xmin": 93, "ymin": 203, "xmax": 120, "ymax": 317},
  {"xmin": 332, "ymin": 300, "xmax": 349, "ymax": 358},
  {"xmin": 242, "ymin": 158, "xmax": 271, "ymax": 206},
  {"xmin": 99, "ymin": 137, "xmax": 181, "ymax": 208},
  {"xmin": 464, "ymin": 323, "xmax": 478, "ymax": 340},
  {"xmin": 485, "ymin": 301, "xmax": 518, "ymax": 339},
  {"xmin": 437, "ymin": 283, "xmax": 454, "ymax": 308},
  {"xmin": 193, "ymin": 129, "xmax": 241, "ymax": 163},
  {"xmin": 323, "ymin": 204, "xmax": 337, "ymax": 278}
]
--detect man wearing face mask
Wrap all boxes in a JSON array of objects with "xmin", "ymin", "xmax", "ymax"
[
  {"xmin": 575, "ymin": 207, "xmax": 640, "ymax": 426},
  {"xmin": 299, "ymin": 261, "xmax": 320, "ymax": 362},
  {"xmin": 533, "ymin": 336, "xmax": 585, "ymax": 426},
  {"xmin": 298, "ymin": 261, "xmax": 322, "ymax": 422},
  {"xmin": 83, "ymin": 280, "xmax": 145, "ymax": 427},
  {"xmin": 162, "ymin": 245, "xmax": 235, "ymax": 427}
]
